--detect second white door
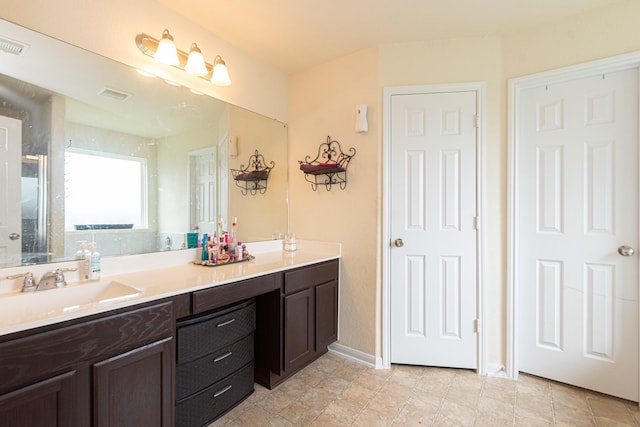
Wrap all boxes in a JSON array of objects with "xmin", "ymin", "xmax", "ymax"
[
  {"xmin": 517, "ymin": 67, "xmax": 639, "ymax": 401},
  {"xmin": 390, "ymin": 90, "xmax": 478, "ymax": 368}
]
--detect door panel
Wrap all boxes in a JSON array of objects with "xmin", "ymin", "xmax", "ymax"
[
  {"xmin": 390, "ymin": 91, "xmax": 478, "ymax": 368},
  {"xmin": 518, "ymin": 68, "xmax": 638, "ymax": 400},
  {"xmin": 0, "ymin": 115, "xmax": 22, "ymax": 267}
]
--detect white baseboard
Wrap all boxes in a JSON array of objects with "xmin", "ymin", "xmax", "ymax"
[{"xmin": 328, "ymin": 342, "xmax": 384, "ymax": 369}]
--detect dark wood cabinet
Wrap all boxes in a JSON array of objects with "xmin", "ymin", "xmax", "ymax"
[
  {"xmin": 256, "ymin": 259, "xmax": 339, "ymax": 389},
  {"xmin": 0, "ymin": 301, "xmax": 176, "ymax": 427},
  {"xmin": 93, "ymin": 337, "xmax": 174, "ymax": 427},
  {"xmin": 315, "ymin": 279, "xmax": 338, "ymax": 350},
  {"xmin": 284, "ymin": 287, "xmax": 314, "ymax": 371},
  {"xmin": 0, "ymin": 370, "xmax": 76, "ymax": 427}
]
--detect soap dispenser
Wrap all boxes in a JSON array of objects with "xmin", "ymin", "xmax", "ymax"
[
  {"xmin": 89, "ymin": 241, "xmax": 101, "ymax": 281},
  {"xmin": 75, "ymin": 240, "xmax": 91, "ymax": 280}
]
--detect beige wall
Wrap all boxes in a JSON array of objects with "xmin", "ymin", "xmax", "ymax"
[
  {"xmin": 289, "ymin": 48, "xmax": 380, "ymax": 355},
  {"xmin": 288, "ymin": 0, "xmax": 640, "ymax": 366}
]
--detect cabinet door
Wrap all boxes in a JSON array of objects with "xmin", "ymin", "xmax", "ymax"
[
  {"xmin": 93, "ymin": 338, "xmax": 174, "ymax": 427},
  {"xmin": 283, "ymin": 288, "xmax": 314, "ymax": 371},
  {"xmin": 316, "ymin": 280, "xmax": 338, "ymax": 350},
  {"xmin": 0, "ymin": 371, "xmax": 76, "ymax": 426}
]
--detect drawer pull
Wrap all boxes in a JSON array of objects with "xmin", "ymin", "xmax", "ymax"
[
  {"xmin": 213, "ymin": 351, "xmax": 233, "ymax": 363},
  {"xmin": 213, "ymin": 385, "xmax": 233, "ymax": 398},
  {"xmin": 216, "ymin": 318, "xmax": 236, "ymax": 328}
]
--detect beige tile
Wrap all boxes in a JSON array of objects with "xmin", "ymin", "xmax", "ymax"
[
  {"xmin": 254, "ymin": 389, "xmax": 296, "ymax": 414},
  {"xmin": 516, "ymin": 390, "xmax": 554, "ymax": 420},
  {"xmin": 393, "ymin": 402, "xmax": 439, "ymax": 426},
  {"xmin": 414, "ymin": 375, "xmax": 450, "ymax": 398},
  {"xmin": 279, "ymin": 400, "xmax": 325, "ymax": 426},
  {"xmin": 226, "ymin": 405, "xmax": 277, "ymax": 427},
  {"xmin": 298, "ymin": 386, "xmax": 337, "ymax": 408},
  {"xmin": 316, "ymin": 376, "xmax": 351, "ymax": 394},
  {"xmin": 421, "ymin": 367, "xmax": 455, "ymax": 385},
  {"xmin": 340, "ymin": 382, "xmax": 379, "ymax": 406},
  {"xmin": 352, "ymin": 406, "xmax": 398, "ymax": 427},
  {"xmin": 365, "ymin": 392, "xmax": 406, "ymax": 418},
  {"xmin": 482, "ymin": 381, "xmax": 516, "ymax": 405},
  {"xmin": 474, "ymin": 413, "xmax": 515, "ymax": 427},
  {"xmin": 444, "ymin": 385, "xmax": 481, "ymax": 409},
  {"xmin": 477, "ymin": 395, "xmax": 514, "ymax": 420},
  {"xmin": 553, "ymin": 400, "xmax": 594, "ymax": 425},
  {"xmin": 436, "ymin": 400, "xmax": 476, "ymax": 426},
  {"xmin": 516, "ymin": 374, "xmax": 551, "ymax": 397},
  {"xmin": 322, "ymin": 398, "xmax": 365, "ymax": 423},
  {"xmin": 309, "ymin": 412, "xmax": 351, "ymax": 427},
  {"xmin": 589, "ymin": 395, "xmax": 636, "ymax": 424}
]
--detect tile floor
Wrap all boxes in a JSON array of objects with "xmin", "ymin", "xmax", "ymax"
[{"xmin": 211, "ymin": 352, "xmax": 640, "ymax": 426}]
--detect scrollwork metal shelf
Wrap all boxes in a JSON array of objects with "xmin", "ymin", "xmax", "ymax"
[
  {"xmin": 231, "ymin": 149, "xmax": 275, "ymax": 195},
  {"xmin": 298, "ymin": 136, "xmax": 356, "ymax": 191}
]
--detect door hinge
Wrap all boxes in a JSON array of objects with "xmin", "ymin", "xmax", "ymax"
[
  {"xmin": 474, "ymin": 216, "xmax": 480, "ymax": 230},
  {"xmin": 474, "ymin": 318, "xmax": 480, "ymax": 333},
  {"xmin": 474, "ymin": 113, "xmax": 480, "ymax": 128}
]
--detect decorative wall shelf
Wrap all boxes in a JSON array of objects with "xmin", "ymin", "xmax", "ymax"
[
  {"xmin": 298, "ymin": 136, "xmax": 356, "ymax": 191},
  {"xmin": 231, "ymin": 150, "xmax": 274, "ymax": 195}
]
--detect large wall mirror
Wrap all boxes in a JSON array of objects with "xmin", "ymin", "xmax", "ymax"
[{"xmin": 0, "ymin": 19, "xmax": 288, "ymax": 268}]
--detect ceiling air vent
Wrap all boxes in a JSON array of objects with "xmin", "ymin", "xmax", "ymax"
[
  {"xmin": 0, "ymin": 36, "xmax": 28, "ymax": 56},
  {"xmin": 97, "ymin": 87, "xmax": 132, "ymax": 102}
]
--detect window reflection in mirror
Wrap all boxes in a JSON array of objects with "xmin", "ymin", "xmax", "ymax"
[{"xmin": 0, "ymin": 18, "xmax": 288, "ymax": 269}]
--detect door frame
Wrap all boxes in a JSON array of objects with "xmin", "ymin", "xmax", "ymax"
[
  {"xmin": 382, "ymin": 82, "xmax": 487, "ymax": 372},
  {"xmin": 506, "ymin": 51, "xmax": 640, "ymax": 382}
]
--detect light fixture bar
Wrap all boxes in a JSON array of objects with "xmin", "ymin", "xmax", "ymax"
[{"xmin": 135, "ymin": 33, "xmax": 231, "ymax": 86}]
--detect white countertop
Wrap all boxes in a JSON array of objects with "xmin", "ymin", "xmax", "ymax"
[{"xmin": 0, "ymin": 240, "xmax": 341, "ymax": 337}]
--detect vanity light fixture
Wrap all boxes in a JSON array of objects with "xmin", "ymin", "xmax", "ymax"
[{"xmin": 135, "ymin": 29, "xmax": 232, "ymax": 86}]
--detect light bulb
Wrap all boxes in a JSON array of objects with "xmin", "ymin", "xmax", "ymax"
[
  {"xmin": 154, "ymin": 29, "xmax": 179, "ymax": 66},
  {"xmin": 185, "ymin": 43, "xmax": 208, "ymax": 76},
  {"xmin": 211, "ymin": 55, "xmax": 231, "ymax": 86}
]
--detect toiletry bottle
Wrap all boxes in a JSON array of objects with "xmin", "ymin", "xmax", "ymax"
[
  {"xmin": 236, "ymin": 241, "xmax": 243, "ymax": 260},
  {"xmin": 201, "ymin": 233, "xmax": 208, "ymax": 262},
  {"xmin": 75, "ymin": 240, "xmax": 91, "ymax": 280},
  {"xmin": 89, "ymin": 242, "xmax": 101, "ymax": 281}
]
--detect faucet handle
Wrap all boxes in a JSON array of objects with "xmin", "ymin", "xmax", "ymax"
[
  {"xmin": 6, "ymin": 272, "xmax": 37, "ymax": 292},
  {"xmin": 53, "ymin": 268, "xmax": 77, "ymax": 288}
]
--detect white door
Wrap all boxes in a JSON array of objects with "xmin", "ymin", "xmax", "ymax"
[
  {"xmin": 189, "ymin": 148, "xmax": 217, "ymax": 236},
  {"xmin": 0, "ymin": 115, "xmax": 22, "ymax": 267},
  {"xmin": 517, "ymin": 68, "xmax": 638, "ymax": 400},
  {"xmin": 390, "ymin": 91, "xmax": 478, "ymax": 368}
]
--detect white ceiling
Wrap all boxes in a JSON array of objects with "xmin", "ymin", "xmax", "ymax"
[{"xmin": 156, "ymin": 0, "xmax": 627, "ymax": 74}]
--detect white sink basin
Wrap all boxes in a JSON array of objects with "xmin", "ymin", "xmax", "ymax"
[{"xmin": 0, "ymin": 281, "xmax": 142, "ymax": 328}]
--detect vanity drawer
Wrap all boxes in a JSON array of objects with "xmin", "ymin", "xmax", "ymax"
[
  {"xmin": 284, "ymin": 259, "xmax": 338, "ymax": 295},
  {"xmin": 176, "ymin": 301, "xmax": 255, "ymax": 364},
  {"xmin": 175, "ymin": 362, "xmax": 254, "ymax": 427},
  {"xmin": 176, "ymin": 333, "xmax": 254, "ymax": 400},
  {"xmin": 192, "ymin": 274, "xmax": 278, "ymax": 313}
]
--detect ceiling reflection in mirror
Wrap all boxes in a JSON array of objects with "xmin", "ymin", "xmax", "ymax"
[{"xmin": 0, "ymin": 19, "xmax": 288, "ymax": 268}]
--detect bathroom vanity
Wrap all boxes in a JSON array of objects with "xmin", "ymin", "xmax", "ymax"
[{"xmin": 0, "ymin": 241, "xmax": 340, "ymax": 427}]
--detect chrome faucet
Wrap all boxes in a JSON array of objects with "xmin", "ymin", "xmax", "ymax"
[
  {"xmin": 6, "ymin": 267, "xmax": 77, "ymax": 292},
  {"xmin": 6, "ymin": 272, "xmax": 37, "ymax": 292}
]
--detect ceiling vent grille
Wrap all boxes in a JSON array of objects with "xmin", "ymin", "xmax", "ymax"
[
  {"xmin": 97, "ymin": 87, "xmax": 132, "ymax": 102},
  {"xmin": 0, "ymin": 36, "xmax": 28, "ymax": 56}
]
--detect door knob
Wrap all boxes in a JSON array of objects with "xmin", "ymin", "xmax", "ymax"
[
  {"xmin": 9, "ymin": 233, "xmax": 20, "ymax": 240},
  {"xmin": 393, "ymin": 238, "xmax": 404, "ymax": 248},
  {"xmin": 618, "ymin": 245, "xmax": 635, "ymax": 257}
]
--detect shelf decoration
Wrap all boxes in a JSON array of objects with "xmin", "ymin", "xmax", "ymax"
[
  {"xmin": 231, "ymin": 149, "xmax": 275, "ymax": 195},
  {"xmin": 298, "ymin": 136, "xmax": 356, "ymax": 191}
]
